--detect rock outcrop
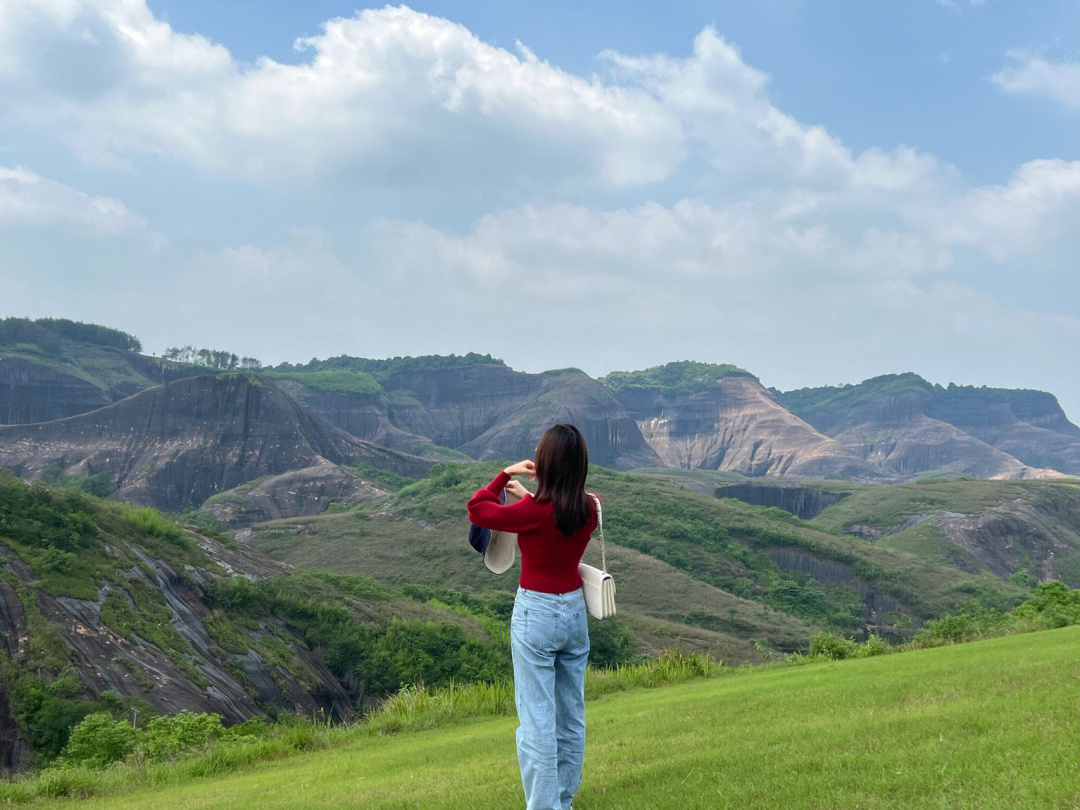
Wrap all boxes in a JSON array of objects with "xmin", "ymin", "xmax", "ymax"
[
  {"xmin": 0, "ymin": 350, "xmax": 201, "ymax": 425},
  {"xmin": 779, "ymin": 374, "xmax": 1080, "ymax": 477},
  {"xmin": 613, "ymin": 375, "xmax": 879, "ymax": 478},
  {"xmin": 802, "ymin": 393, "xmax": 1061, "ymax": 480},
  {"xmin": 199, "ymin": 458, "xmax": 392, "ymax": 527},
  {"xmin": 0, "ymin": 374, "xmax": 431, "ymax": 511},
  {"xmin": 927, "ymin": 389, "xmax": 1080, "ymax": 474},
  {"xmin": 714, "ymin": 481, "xmax": 852, "ymax": 520},
  {"xmin": 271, "ymin": 381, "xmax": 432, "ymax": 456},
  {"xmin": 0, "ymin": 525, "xmax": 357, "ymax": 774},
  {"xmin": 292, "ymin": 365, "xmax": 662, "ymax": 470}
]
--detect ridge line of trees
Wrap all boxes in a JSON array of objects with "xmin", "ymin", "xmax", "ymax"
[{"xmin": 162, "ymin": 346, "xmax": 261, "ymax": 371}]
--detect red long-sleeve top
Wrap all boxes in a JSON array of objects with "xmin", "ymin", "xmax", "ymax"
[{"xmin": 467, "ymin": 470, "xmax": 598, "ymax": 593}]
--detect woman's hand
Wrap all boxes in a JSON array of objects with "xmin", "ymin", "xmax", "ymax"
[
  {"xmin": 505, "ymin": 479, "xmax": 531, "ymax": 500},
  {"xmin": 503, "ymin": 460, "xmax": 536, "ymax": 479}
]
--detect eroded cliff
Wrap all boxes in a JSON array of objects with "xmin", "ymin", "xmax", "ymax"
[{"xmin": 0, "ymin": 374, "xmax": 431, "ymax": 511}]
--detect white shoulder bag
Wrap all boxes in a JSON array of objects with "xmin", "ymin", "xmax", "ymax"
[{"xmin": 578, "ymin": 493, "xmax": 616, "ymax": 619}]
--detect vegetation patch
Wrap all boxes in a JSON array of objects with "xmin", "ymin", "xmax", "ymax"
[{"xmin": 600, "ymin": 360, "xmax": 756, "ymax": 396}]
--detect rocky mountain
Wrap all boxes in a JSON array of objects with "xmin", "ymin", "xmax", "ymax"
[
  {"xmin": 0, "ymin": 374, "xmax": 431, "ymax": 512},
  {"xmin": 602, "ymin": 363, "xmax": 880, "ymax": 479},
  {"xmin": 274, "ymin": 357, "xmax": 662, "ymax": 470},
  {"xmin": 4, "ymin": 318, "xmax": 1079, "ymax": 484},
  {"xmin": 777, "ymin": 374, "xmax": 1078, "ymax": 478}
]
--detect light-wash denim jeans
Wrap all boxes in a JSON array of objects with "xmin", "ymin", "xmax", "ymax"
[{"xmin": 510, "ymin": 585, "xmax": 590, "ymax": 810}]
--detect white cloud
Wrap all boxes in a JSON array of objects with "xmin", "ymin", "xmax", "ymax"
[
  {"xmin": 0, "ymin": 1, "xmax": 683, "ymax": 190},
  {"xmin": 602, "ymin": 28, "xmax": 852, "ymax": 186},
  {"xmin": 0, "ymin": 164, "xmax": 155, "ymax": 240},
  {"xmin": 992, "ymin": 51, "xmax": 1080, "ymax": 110},
  {"xmin": 926, "ymin": 159, "xmax": 1080, "ymax": 259}
]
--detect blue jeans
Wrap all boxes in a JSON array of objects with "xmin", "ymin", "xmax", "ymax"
[{"xmin": 510, "ymin": 586, "xmax": 590, "ymax": 810}]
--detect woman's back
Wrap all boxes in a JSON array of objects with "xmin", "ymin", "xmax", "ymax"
[{"xmin": 466, "ymin": 469, "xmax": 597, "ymax": 593}]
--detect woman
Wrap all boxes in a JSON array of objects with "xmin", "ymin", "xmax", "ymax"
[{"xmin": 467, "ymin": 423, "xmax": 598, "ymax": 810}]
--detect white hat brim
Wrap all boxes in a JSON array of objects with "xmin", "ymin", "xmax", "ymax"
[
  {"xmin": 483, "ymin": 487, "xmax": 522, "ymax": 574},
  {"xmin": 484, "ymin": 530, "xmax": 516, "ymax": 574}
]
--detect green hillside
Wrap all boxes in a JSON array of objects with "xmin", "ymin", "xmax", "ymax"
[
  {"xmin": 599, "ymin": 360, "xmax": 756, "ymax": 397},
  {"xmin": 808, "ymin": 478, "xmax": 1080, "ymax": 588},
  {"xmin": 0, "ymin": 318, "xmax": 192, "ymax": 402},
  {"xmin": 243, "ymin": 462, "xmax": 1021, "ymax": 660},
  {"xmin": 20, "ymin": 626, "xmax": 1080, "ymax": 809},
  {"xmin": 0, "ymin": 474, "xmax": 516, "ymax": 770}
]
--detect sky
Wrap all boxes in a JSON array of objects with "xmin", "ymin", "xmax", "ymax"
[{"xmin": 1, "ymin": 1, "xmax": 1079, "ymax": 418}]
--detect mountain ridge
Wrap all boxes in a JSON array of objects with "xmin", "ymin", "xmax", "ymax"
[
  {"xmin": 3, "ymin": 320, "xmax": 1078, "ymax": 482},
  {"xmin": 0, "ymin": 373, "xmax": 431, "ymax": 512}
]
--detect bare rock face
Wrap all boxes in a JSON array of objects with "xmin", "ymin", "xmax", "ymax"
[
  {"xmin": 297, "ymin": 365, "xmax": 663, "ymax": 470},
  {"xmin": 0, "ymin": 352, "xmax": 203, "ymax": 426},
  {"xmin": 0, "ymin": 529, "xmax": 357, "ymax": 774},
  {"xmin": 199, "ymin": 458, "xmax": 392, "ymax": 527},
  {"xmin": 934, "ymin": 499, "xmax": 1077, "ymax": 581},
  {"xmin": 811, "ymin": 394, "xmax": 1062, "ymax": 480},
  {"xmin": 271, "ymin": 381, "xmax": 432, "ymax": 456},
  {"xmin": 779, "ymin": 375, "xmax": 1080, "ymax": 477},
  {"xmin": 0, "ymin": 373, "xmax": 431, "ymax": 511},
  {"xmin": 616, "ymin": 376, "xmax": 879, "ymax": 478},
  {"xmin": 0, "ymin": 356, "xmax": 111, "ymax": 425},
  {"xmin": 926, "ymin": 390, "xmax": 1080, "ymax": 474},
  {"xmin": 714, "ymin": 481, "xmax": 852, "ymax": 520}
]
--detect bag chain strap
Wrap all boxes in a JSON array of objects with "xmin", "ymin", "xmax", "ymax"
[{"xmin": 590, "ymin": 493, "xmax": 606, "ymax": 573}]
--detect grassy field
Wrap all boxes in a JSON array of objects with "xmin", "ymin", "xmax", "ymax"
[{"xmin": 22, "ymin": 625, "xmax": 1080, "ymax": 809}]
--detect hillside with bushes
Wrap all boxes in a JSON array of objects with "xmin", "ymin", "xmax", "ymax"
[{"xmin": 0, "ymin": 474, "xmax": 525, "ymax": 774}]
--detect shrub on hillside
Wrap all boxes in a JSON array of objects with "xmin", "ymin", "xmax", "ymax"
[
  {"xmin": 587, "ymin": 617, "xmax": 639, "ymax": 668},
  {"xmin": 1012, "ymin": 580, "xmax": 1080, "ymax": 628},
  {"xmin": 808, "ymin": 631, "xmax": 890, "ymax": 660},
  {"xmin": 61, "ymin": 712, "xmax": 139, "ymax": 767},
  {"xmin": 0, "ymin": 475, "xmax": 97, "ymax": 552},
  {"xmin": 912, "ymin": 581, "xmax": 1080, "ymax": 646},
  {"xmin": 140, "ymin": 711, "xmax": 226, "ymax": 760}
]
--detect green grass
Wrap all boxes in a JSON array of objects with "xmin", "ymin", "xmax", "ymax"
[{"xmin": 14, "ymin": 627, "xmax": 1080, "ymax": 809}]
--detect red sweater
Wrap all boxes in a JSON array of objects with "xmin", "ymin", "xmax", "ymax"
[{"xmin": 467, "ymin": 470, "xmax": 598, "ymax": 593}]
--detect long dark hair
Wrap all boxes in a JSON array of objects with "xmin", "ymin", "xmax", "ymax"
[{"xmin": 533, "ymin": 423, "xmax": 591, "ymax": 537}]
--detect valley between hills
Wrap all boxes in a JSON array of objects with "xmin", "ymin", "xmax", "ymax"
[{"xmin": 2, "ymin": 317, "xmax": 1079, "ymax": 779}]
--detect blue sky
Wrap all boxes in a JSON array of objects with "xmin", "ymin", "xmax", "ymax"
[{"xmin": 2, "ymin": 1, "xmax": 1079, "ymax": 418}]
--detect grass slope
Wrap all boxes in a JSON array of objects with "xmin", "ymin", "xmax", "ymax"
[
  {"xmin": 811, "ymin": 478, "xmax": 1080, "ymax": 588},
  {"xmin": 244, "ymin": 463, "xmax": 1019, "ymax": 660},
  {"xmin": 31, "ymin": 626, "xmax": 1080, "ymax": 809}
]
